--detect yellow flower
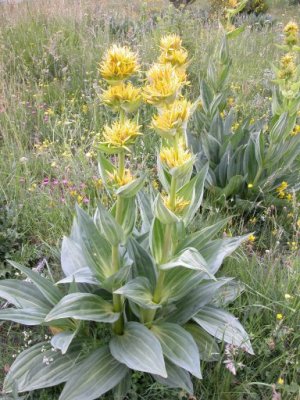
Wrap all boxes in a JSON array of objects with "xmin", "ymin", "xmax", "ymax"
[
  {"xmin": 160, "ymin": 140, "xmax": 192, "ymax": 169},
  {"xmin": 291, "ymin": 124, "xmax": 300, "ymax": 136},
  {"xmin": 276, "ymin": 181, "xmax": 288, "ymax": 198},
  {"xmin": 278, "ymin": 54, "xmax": 296, "ymax": 80},
  {"xmin": 285, "ymin": 193, "xmax": 293, "ymax": 202},
  {"xmin": 276, "ymin": 313, "xmax": 283, "ymax": 320},
  {"xmin": 101, "ymin": 82, "xmax": 141, "ymax": 113},
  {"xmin": 297, "ymin": 219, "xmax": 300, "ymax": 228},
  {"xmin": 277, "ymin": 377, "xmax": 284, "ymax": 385},
  {"xmin": 159, "ymin": 48, "xmax": 188, "ymax": 69},
  {"xmin": 151, "ymin": 98, "xmax": 191, "ymax": 137},
  {"xmin": 248, "ymin": 234, "xmax": 256, "ymax": 242},
  {"xmin": 287, "ymin": 241, "xmax": 298, "ymax": 251},
  {"xmin": 248, "ymin": 183, "xmax": 253, "ymax": 189},
  {"xmin": 160, "ymin": 34, "xmax": 183, "ymax": 52},
  {"xmin": 102, "ymin": 119, "xmax": 141, "ymax": 148},
  {"xmin": 163, "ymin": 195, "xmax": 190, "ymax": 214},
  {"xmin": 143, "ymin": 63, "xmax": 184, "ymax": 106},
  {"xmin": 82, "ymin": 104, "xmax": 88, "ymax": 114},
  {"xmin": 109, "ymin": 169, "xmax": 134, "ymax": 187},
  {"xmin": 284, "ymin": 21, "xmax": 299, "ymax": 36},
  {"xmin": 284, "ymin": 293, "xmax": 292, "ymax": 300},
  {"xmin": 99, "ymin": 44, "xmax": 139, "ymax": 83}
]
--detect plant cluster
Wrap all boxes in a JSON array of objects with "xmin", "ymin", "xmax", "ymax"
[
  {"xmin": 0, "ymin": 35, "xmax": 253, "ymax": 399},
  {"xmin": 189, "ymin": 22, "xmax": 300, "ymax": 209}
]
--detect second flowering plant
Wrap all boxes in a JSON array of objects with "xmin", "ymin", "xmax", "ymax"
[{"xmin": 0, "ymin": 36, "xmax": 252, "ymax": 399}]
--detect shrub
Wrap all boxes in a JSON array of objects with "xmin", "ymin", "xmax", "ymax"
[{"xmin": 0, "ymin": 35, "xmax": 252, "ymax": 399}]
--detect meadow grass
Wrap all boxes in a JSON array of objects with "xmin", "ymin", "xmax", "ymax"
[{"xmin": 0, "ymin": 0, "xmax": 300, "ymax": 399}]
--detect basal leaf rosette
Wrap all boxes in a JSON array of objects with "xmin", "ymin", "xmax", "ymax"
[
  {"xmin": 99, "ymin": 44, "xmax": 140, "ymax": 85},
  {"xmin": 101, "ymin": 82, "xmax": 142, "ymax": 113}
]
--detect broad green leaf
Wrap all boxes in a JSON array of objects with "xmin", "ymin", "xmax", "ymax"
[
  {"xmin": 57, "ymin": 268, "xmax": 99, "ymax": 286},
  {"xmin": 115, "ymin": 174, "xmax": 146, "ymax": 198},
  {"xmin": 113, "ymin": 371, "xmax": 131, "ymax": 400},
  {"xmin": 98, "ymin": 153, "xmax": 116, "ymax": 185},
  {"xmin": 8, "ymin": 261, "xmax": 62, "ymax": 306},
  {"xmin": 211, "ymin": 280, "xmax": 244, "ymax": 307},
  {"xmin": 151, "ymin": 322, "xmax": 201, "ymax": 378},
  {"xmin": 0, "ymin": 279, "xmax": 51, "ymax": 309},
  {"xmin": 166, "ymin": 278, "xmax": 232, "ymax": 324},
  {"xmin": 114, "ymin": 277, "xmax": 160, "ymax": 310},
  {"xmin": 0, "ymin": 308, "xmax": 48, "ymax": 325},
  {"xmin": 178, "ymin": 164, "xmax": 208, "ymax": 225},
  {"xmin": 185, "ymin": 323, "xmax": 220, "ymax": 361},
  {"xmin": 94, "ymin": 202, "xmax": 124, "ymax": 246},
  {"xmin": 45, "ymin": 293, "xmax": 119, "ymax": 323},
  {"xmin": 176, "ymin": 217, "xmax": 231, "ymax": 252},
  {"xmin": 199, "ymin": 234, "xmax": 249, "ymax": 274},
  {"xmin": 137, "ymin": 191, "xmax": 154, "ymax": 234},
  {"xmin": 153, "ymin": 194, "xmax": 180, "ymax": 224},
  {"xmin": 150, "ymin": 217, "xmax": 164, "ymax": 264},
  {"xmin": 109, "ymin": 322, "xmax": 167, "ymax": 377},
  {"xmin": 127, "ymin": 238, "xmax": 157, "ymax": 289},
  {"xmin": 101, "ymin": 264, "xmax": 132, "ymax": 292},
  {"xmin": 220, "ymin": 175, "xmax": 244, "ymax": 198},
  {"xmin": 75, "ymin": 205, "xmax": 112, "ymax": 280},
  {"xmin": 59, "ymin": 346, "xmax": 128, "ymax": 400},
  {"xmin": 193, "ymin": 305, "xmax": 254, "ymax": 354},
  {"xmin": 160, "ymin": 248, "xmax": 213, "ymax": 279},
  {"xmin": 160, "ymin": 268, "xmax": 205, "ymax": 303},
  {"xmin": 117, "ymin": 196, "xmax": 136, "ymax": 238},
  {"xmin": 51, "ymin": 331, "xmax": 77, "ymax": 354},
  {"xmin": 61, "ymin": 236, "xmax": 88, "ymax": 277},
  {"xmin": 152, "ymin": 359, "xmax": 193, "ymax": 393},
  {"xmin": 4, "ymin": 341, "xmax": 85, "ymax": 392}
]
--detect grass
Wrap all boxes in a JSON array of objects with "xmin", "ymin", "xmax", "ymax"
[{"xmin": 0, "ymin": 0, "xmax": 300, "ymax": 399}]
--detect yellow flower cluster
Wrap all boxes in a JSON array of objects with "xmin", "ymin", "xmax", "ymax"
[
  {"xmin": 163, "ymin": 195, "xmax": 190, "ymax": 214},
  {"xmin": 278, "ymin": 54, "xmax": 297, "ymax": 81},
  {"xmin": 108, "ymin": 169, "xmax": 134, "ymax": 187},
  {"xmin": 158, "ymin": 34, "xmax": 188, "ymax": 70},
  {"xmin": 151, "ymin": 99, "xmax": 191, "ymax": 137},
  {"xmin": 101, "ymin": 82, "xmax": 141, "ymax": 113},
  {"xmin": 283, "ymin": 21, "xmax": 299, "ymax": 47},
  {"xmin": 160, "ymin": 140, "xmax": 192, "ymax": 169},
  {"xmin": 102, "ymin": 119, "xmax": 141, "ymax": 148},
  {"xmin": 143, "ymin": 63, "xmax": 184, "ymax": 106},
  {"xmin": 276, "ymin": 181, "xmax": 291, "ymax": 200},
  {"xmin": 99, "ymin": 44, "xmax": 140, "ymax": 84}
]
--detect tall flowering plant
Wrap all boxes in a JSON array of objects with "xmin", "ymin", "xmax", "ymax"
[{"xmin": 0, "ymin": 36, "xmax": 252, "ymax": 399}]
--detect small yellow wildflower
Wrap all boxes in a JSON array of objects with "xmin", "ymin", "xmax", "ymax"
[
  {"xmin": 284, "ymin": 293, "xmax": 292, "ymax": 300},
  {"xmin": 291, "ymin": 124, "xmax": 300, "ymax": 136},
  {"xmin": 160, "ymin": 140, "xmax": 192, "ymax": 169},
  {"xmin": 143, "ymin": 63, "xmax": 184, "ymax": 106},
  {"xmin": 77, "ymin": 195, "xmax": 83, "ymax": 204},
  {"xmin": 163, "ymin": 195, "xmax": 190, "ymax": 214},
  {"xmin": 69, "ymin": 190, "xmax": 77, "ymax": 197},
  {"xmin": 276, "ymin": 313, "xmax": 283, "ymax": 321},
  {"xmin": 102, "ymin": 119, "xmax": 141, "ymax": 148},
  {"xmin": 99, "ymin": 44, "xmax": 140, "ymax": 84},
  {"xmin": 228, "ymin": 0, "xmax": 238, "ymax": 7},
  {"xmin": 248, "ymin": 183, "xmax": 253, "ymax": 189},
  {"xmin": 277, "ymin": 377, "xmax": 284, "ymax": 385},
  {"xmin": 151, "ymin": 98, "xmax": 191, "ymax": 137},
  {"xmin": 287, "ymin": 241, "xmax": 298, "ymax": 251},
  {"xmin": 248, "ymin": 234, "xmax": 256, "ymax": 242},
  {"xmin": 101, "ymin": 82, "xmax": 141, "ymax": 113},
  {"xmin": 94, "ymin": 178, "xmax": 103, "ymax": 189},
  {"xmin": 285, "ymin": 193, "xmax": 293, "ymax": 202},
  {"xmin": 82, "ymin": 104, "xmax": 88, "ymax": 114},
  {"xmin": 276, "ymin": 181, "xmax": 288, "ymax": 199}
]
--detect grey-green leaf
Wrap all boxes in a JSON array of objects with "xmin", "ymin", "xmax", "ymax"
[
  {"xmin": 193, "ymin": 305, "xmax": 254, "ymax": 354},
  {"xmin": 151, "ymin": 322, "xmax": 201, "ymax": 378},
  {"xmin": 109, "ymin": 322, "xmax": 167, "ymax": 377},
  {"xmin": 185, "ymin": 323, "xmax": 220, "ymax": 361},
  {"xmin": 59, "ymin": 346, "xmax": 128, "ymax": 400},
  {"xmin": 152, "ymin": 359, "xmax": 193, "ymax": 393},
  {"xmin": 0, "ymin": 308, "xmax": 48, "ymax": 325},
  {"xmin": 114, "ymin": 277, "xmax": 160, "ymax": 310},
  {"xmin": 8, "ymin": 261, "xmax": 62, "ymax": 306},
  {"xmin": 45, "ymin": 293, "xmax": 119, "ymax": 323}
]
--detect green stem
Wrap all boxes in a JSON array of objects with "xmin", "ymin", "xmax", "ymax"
[{"xmin": 112, "ymin": 146, "xmax": 126, "ymax": 335}]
